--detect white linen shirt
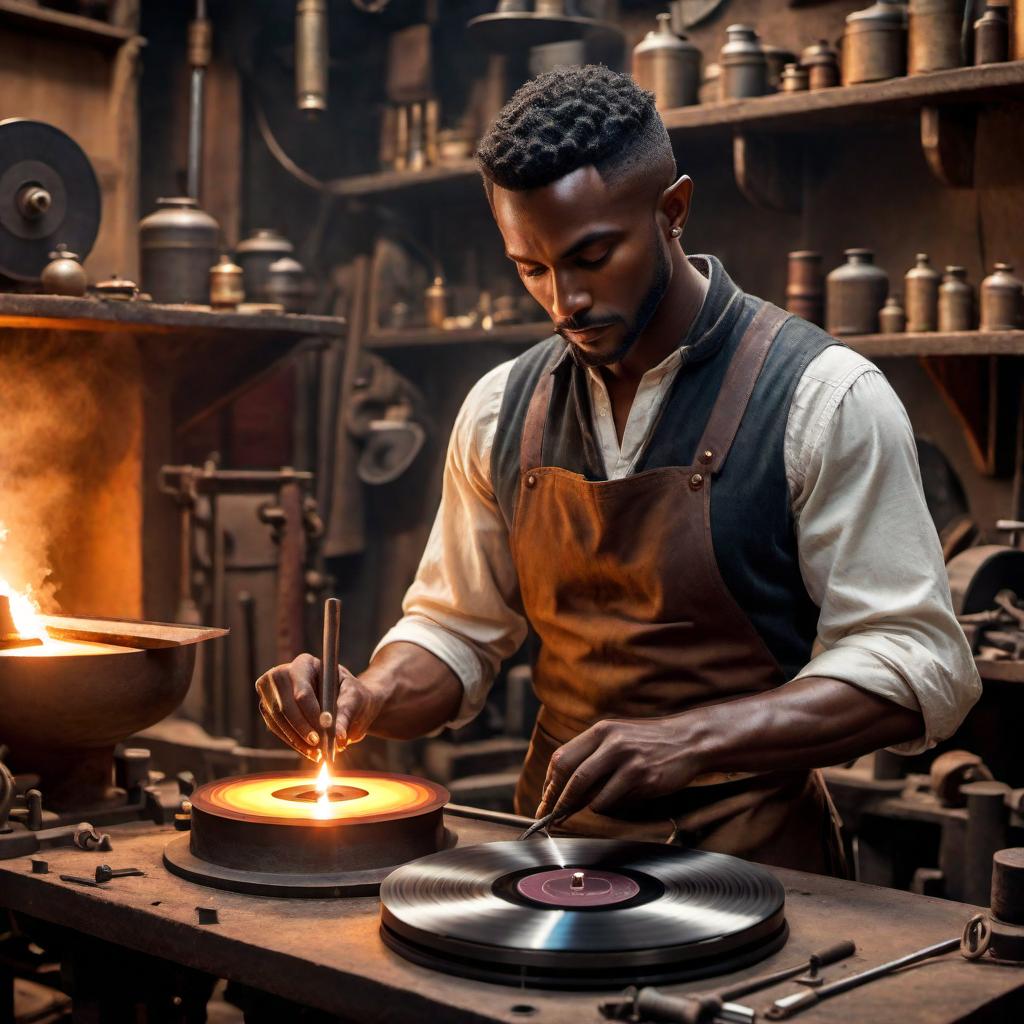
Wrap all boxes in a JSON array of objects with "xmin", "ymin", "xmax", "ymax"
[{"xmin": 376, "ymin": 334, "xmax": 981, "ymax": 755}]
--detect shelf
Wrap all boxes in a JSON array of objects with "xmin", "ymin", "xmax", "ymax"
[
  {"xmin": 366, "ymin": 322, "xmax": 551, "ymax": 349},
  {"xmin": 0, "ymin": 0, "xmax": 137, "ymax": 47},
  {"xmin": 330, "ymin": 160, "xmax": 480, "ymax": 201},
  {"xmin": 844, "ymin": 329, "xmax": 1024, "ymax": 359},
  {"xmin": 975, "ymin": 659, "xmax": 1024, "ymax": 685}
]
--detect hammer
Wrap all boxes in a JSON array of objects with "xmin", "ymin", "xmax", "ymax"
[{"xmin": 319, "ymin": 597, "xmax": 341, "ymax": 766}]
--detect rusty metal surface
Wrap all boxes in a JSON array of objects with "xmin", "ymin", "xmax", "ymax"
[{"xmin": 1, "ymin": 817, "xmax": 1023, "ymax": 1022}]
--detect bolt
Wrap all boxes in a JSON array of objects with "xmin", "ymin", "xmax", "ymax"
[{"xmin": 95, "ymin": 864, "xmax": 145, "ymax": 883}]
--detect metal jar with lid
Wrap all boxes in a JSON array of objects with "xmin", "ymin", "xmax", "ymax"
[
  {"xmin": 909, "ymin": 0, "xmax": 963, "ymax": 74},
  {"xmin": 236, "ymin": 228, "xmax": 294, "ymax": 303},
  {"xmin": 938, "ymin": 266, "xmax": 975, "ymax": 331},
  {"xmin": 842, "ymin": 2, "xmax": 908, "ymax": 85},
  {"xmin": 879, "ymin": 295, "xmax": 907, "ymax": 333},
  {"xmin": 209, "ymin": 254, "xmax": 245, "ymax": 310},
  {"xmin": 720, "ymin": 25, "xmax": 767, "ymax": 99},
  {"xmin": 980, "ymin": 262, "xmax": 1022, "ymax": 330},
  {"xmin": 762, "ymin": 45, "xmax": 797, "ymax": 91},
  {"xmin": 139, "ymin": 197, "xmax": 220, "ymax": 305},
  {"xmin": 786, "ymin": 251, "xmax": 823, "ymax": 325},
  {"xmin": 905, "ymin": 252, "xmax": 940, "ymax": 331},
  {"xmin": 266, "ymin": 256, "xmax": 309, "ymax": 314},
  {"xmin": 632, "ymin": 12, "xmax": 702, "ymax": 110},
  {"xmin": 975, "ymin": 4, "xmax": 1010, "ymax": 64},
  {"xmin": 780, "ymin": 63, "xmax": 809, "ymax": 92},
  {"xmin": 826, "ymin": 249, "xmax": 890, "ymax": 336},
  {"xmin": 801, "ymin": 40, "xmax": 840, "ymax": 89},
  {"xmin": 41, "ymin": 245, "xmax": 87, "ymax": 297}
]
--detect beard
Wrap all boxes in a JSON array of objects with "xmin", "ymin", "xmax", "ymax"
[{"xmin": 569, "ymin": 241, "xmax": 673, "ymax": 369}]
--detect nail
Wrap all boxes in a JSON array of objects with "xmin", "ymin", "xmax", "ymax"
[{"xmin": 307, "ymin": 730, "xmax": 319, "ymax": 745}]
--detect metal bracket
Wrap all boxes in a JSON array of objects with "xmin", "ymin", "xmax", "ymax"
[
  {"xmin": 733, "ymin": 132, "xmax": 803, "ymax": 213},
  {"xmin": 921, "ymin": 105, "xmax": 976, "ymax": 189}
]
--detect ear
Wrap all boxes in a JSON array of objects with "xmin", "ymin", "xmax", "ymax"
[{"xmin": 659, "ymin": 175, "xmax": 693, "ymax": 239}]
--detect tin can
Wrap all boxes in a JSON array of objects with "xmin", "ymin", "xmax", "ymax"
[
  {"xmin": 843, "ymin": 2, "xmax": 907, "ymax": 85},
  {"xmin": 424, "ymin": 277, "xmax": 451, "ymax": 330},
  {"xmin": 266, "ymin": 256, "xmax": 308, "ymax": 314},
  {"xmin": 209, "ymin": 254, "xmax": 245, "ymax": 309},
  {"xmin": 879, "ymin": 294, "xmax": 907, "ymax": 333},
  {"xmin": 632, "ymin": 13, "xmax": 702, "ymax": 110},
  {"xmin": 801, "ymin": 40, "xmax": 840, "ymax": 90},
  {"xmin": 980, "ymin": 262, "xmax": 1022, "ymax": 330},
  {"xmin": 786, "ymin": 251, "xmax": 823, "ymax": 326},
  {"xmin": 763, "ymin": 45, "xmax": 798, "ymax": 92},
  {"xmin": 140, "ymin": 197, "xmax": 220, "ymax": 305},
  {"xmin": 975, "ymin": 5, "xmax": 1010, "ymax": 64},
  {"xmin": 905, "ymin": 253, "xmax": 941, "ymax": 331},
  {"xmin": 236, "ymin": 229, "xmax": 294, "ymax": 303},
  {"xmin": 938, "ymin": 266, "xmax": 975, "ymax": 332},
  {"xmin": 826, "ymin": 248, "xmax": 890, "ymax": 336},
  {"xmin": 780, "ymin": 63, "xmax": 809, "ymax": 92},
  {"xmin": 909, "ymin": 0, "xmax": 963, "ymax": 74},
  {"xmin": 720, "ymin": 25, "xmax": 767, "ymax": 99}
]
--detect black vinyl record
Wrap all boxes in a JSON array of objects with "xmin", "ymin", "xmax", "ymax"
[{"xmin": 380, "ymin": 838, "xmax": 787, "ymax": 989}]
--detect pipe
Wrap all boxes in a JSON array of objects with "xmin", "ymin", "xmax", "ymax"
[
  {"xmin": 187, "ymin": 0, "xmax": 211, "ymax": 201},
  {"xmin": 296, "ymin": 0, "xmax": 328, "ymax": 115}
]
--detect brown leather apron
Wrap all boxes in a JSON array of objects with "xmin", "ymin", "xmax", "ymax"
[{"xmin": 509, "ymin": 302, "xmax": 845, "ymax": 876}]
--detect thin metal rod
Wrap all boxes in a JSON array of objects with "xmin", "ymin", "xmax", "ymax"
[{"xmin": 319, "ymin": 597, "xmax": 341, "ymax": 765}]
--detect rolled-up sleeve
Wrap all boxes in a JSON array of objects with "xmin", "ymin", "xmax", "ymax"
[
  {"xmin": 789, "ymin": 352, "xmax": 981, "ymax": 754},
  {"xmin": 374, "ymin": 361, "xmax": 528, "ymax": 729}
]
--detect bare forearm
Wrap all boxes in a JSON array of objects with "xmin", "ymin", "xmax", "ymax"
[
  {"xmin": 360, "ymin": 641, "xmax": 463, "ymax": 740},
  {"xmin": 689, "ymin": 676, "xmax": 924, "ymax": 776}
]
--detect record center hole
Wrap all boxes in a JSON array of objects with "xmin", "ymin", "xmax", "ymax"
[
  {"xmin": 271, "ymin": 784, "xmax": 369, "ymax": 803},
  {"xmin": 510, "ymin": 1006, "xmax": 536, "ymax": 1017}
]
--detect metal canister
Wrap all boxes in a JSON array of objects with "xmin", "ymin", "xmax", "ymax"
[
  {"xmin": 762, "ymin": 45, "xmax": 797, "ymax": 91},
  {"xmin": 879, "ymin": 294, "xmax": 907, "ymax": 333},
  {"xmin": 843, "ymin": 2, "xmax": 908, "ymax": 85},
  {"xmin": 266, "ymin": 256, "xmax": 309, "ymax": 314},
  {"xmin": 780, "ymin": 63, "xmax": 809, "ymax": 92},
  {"xmin": 786, "ymin": 251, "xmax": 823, "ymax": 326},
  {"xmin": 1015, "ymin": 0, "xmax": 1024, "ymax": 59},
  {"xmin": 801, "ymin": 40, "xmax": 840, "ymax": 90},
  {"xmin": 209, "ymin": 254, "xmax": 245, "ymax": 310},
  {"xmin": 632, "ymin": 13, "xmax": 702, "ymax": 110},
  {"xmin": 236, "ymin": 229, "xmax": 294, "ymax": 303},
  {"xmin": 139, "ymin": 197, "xmax": 220, "ymax": 305},
  {"xmin": 700, "ymin": 62, "xmax": 721, "ymax": 104},
  {"xmin": 826, "ymin": 248, "xmax": 890, "ymax": 336},
  {"xmin": 41, "ymin": 245, "xmax": 87, "ymax": 297},
  {"xmin": 905, "ymin": 252, "xmax": 941, "ymax": 331},
  {"xmin": 424, "ymin": 276, "xmax": 451, "ymax": 330},
  {"xmin": 975, "ymin": 5, "xmax": 1010, "ymax": 64},
  {"xmin": 909, "ymin": 0, "xmax": 963, "ymax": 74},
  {"xmin": 720, "ymin": 25, "xmax": 767, "ymax": 99},
  {"xmin": 980, "ymin": 262, "xmax": 1022, "ymax": 330},
  {"xmin": 938, "ymin": 266, "xmax": 975, "ymax": 331}
]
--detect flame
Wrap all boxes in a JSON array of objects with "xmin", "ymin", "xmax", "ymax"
[
  {"xmin": 314, "ymin": 761, "xmax": 332, "ymax": 819},
  {"xmin": 0, "ymin": 577, "xmax": 48, "ymax": 641}
]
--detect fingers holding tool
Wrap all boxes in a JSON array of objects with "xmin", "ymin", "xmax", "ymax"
[{"xmin": 255, "ymin": 656, "xmax": 322, "ymax": 761}]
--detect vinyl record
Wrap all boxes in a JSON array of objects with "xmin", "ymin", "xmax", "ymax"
[{"xmin": 380, "ymin": 838, "xmax": 787, "ymax": 989}]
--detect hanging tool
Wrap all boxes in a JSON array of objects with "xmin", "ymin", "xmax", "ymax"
[
  {"xmin": 601, "ymin": 941, "xmax": 856, "ymax": 1023},
  {"xmin": 764, "ymin": 937, "xmax": 960, "ymax": 1019},
  {"xmin": 319, "ymin": 597, "xmax": 342, "ymax": 765}
]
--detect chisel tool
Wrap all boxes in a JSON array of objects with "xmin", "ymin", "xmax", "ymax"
[{"xmin": 319, "ymin": 597, "xmax": 341, "ymax": 766}]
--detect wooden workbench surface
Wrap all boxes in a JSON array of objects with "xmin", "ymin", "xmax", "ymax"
[{"xmin": 1, "ymin": 815, "xmax": 1021, "ymax": 1023}]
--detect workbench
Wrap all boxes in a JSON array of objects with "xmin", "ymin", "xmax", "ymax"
[{"xmin": 1, "ymin": 813, "xmax": 1022, "ymax": 1023}]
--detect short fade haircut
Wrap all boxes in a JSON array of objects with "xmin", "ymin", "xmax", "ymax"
[{"xmin": 476, "ymin": 65, "xmax": 676, "ymax": 195}]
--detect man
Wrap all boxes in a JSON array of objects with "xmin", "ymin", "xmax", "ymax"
[{"xmin": 256, "ymin": 66, "xmax": 980, "ymax": 874}]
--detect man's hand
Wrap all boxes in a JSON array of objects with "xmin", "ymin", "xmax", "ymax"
[
  {"xmin": 255, "ymin": 653, "xmax": 387, "ymax": 761},
  {"xmin": 536, "ymin": 715, "xmax": 703, "ymax": 821}
]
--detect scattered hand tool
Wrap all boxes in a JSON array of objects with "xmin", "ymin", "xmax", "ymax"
[
  {"xmin": 517, "ymin": 810, "xmax": 567, "ymax": 841},
  {"xmin": 319, "ymin": 597, "xmax": 341, "ymax": 765},
  {"xmin": 94, "ymin": 864, "xmax": 145, "ymax": 882},
  {"xmin": 60, "ymin": 874, "xmax": 106, "ymax": 889},
  {"xmin": 764, "ymin": 936, "xmax": 960, "ymax": 1019},
  {"xmin": 600, "ymin": 941, "xmax": 856, "ymax": 1023}
]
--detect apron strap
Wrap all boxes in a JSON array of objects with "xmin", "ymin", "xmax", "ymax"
[
  {"xmin": 695, "ymin": 301, "xmax": 791, "ymax": 475},
  {"xmin": 520, "ymin": 353, "xmax": 560, "ymax": 471}
]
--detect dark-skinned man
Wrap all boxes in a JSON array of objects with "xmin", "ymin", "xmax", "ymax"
[{"xmin": 256, "ymin": 66, "xmax": 980, "ymax": 875}]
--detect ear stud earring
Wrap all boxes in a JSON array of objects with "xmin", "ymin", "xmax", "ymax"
[{"xmin": 670, "ymin": 227, "xmax": 682, "ymax": 238}]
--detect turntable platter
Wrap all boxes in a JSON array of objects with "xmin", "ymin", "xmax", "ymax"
[{"xmin": 379, "ymin": 838, "xmax": 787, "ymax": 989}]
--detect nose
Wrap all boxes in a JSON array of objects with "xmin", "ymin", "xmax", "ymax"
[{"xmin": 550, "ymin": 270, "xmax": 591, "ymax": 322}]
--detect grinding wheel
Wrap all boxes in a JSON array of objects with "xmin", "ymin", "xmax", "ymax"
[
  {"xmin": 947, "ymin": 545, "xmax": 1024, "ymax": 615},
  {"xmin": 0, "ymin": 119, "xmax": 101, "ymax": 282}
]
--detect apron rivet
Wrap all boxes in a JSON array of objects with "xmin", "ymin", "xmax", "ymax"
[
  {"xmin": 689, "ymin": 473, "xmax": 704, "ymax": 490},
  {"xmin": 526, "ymin": 473, "xmax": 538, "ymax": 488},
  {"xmin": 700, "ymin": 449, "xmax": 714, "ymax": 464}
]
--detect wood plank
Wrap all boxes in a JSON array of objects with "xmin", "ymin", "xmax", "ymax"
[
  {"xmin": 0, "ymin": 0, "xmax": 136, "ymax": 46},
  {"xmin": 0, "ymin": 818, "xmax": 1021, "ymax": 1023},
  {"xmin": 367, "ymin": 322, "xmax": 551, "ymax": 349},
  {"xmin": 39, "ymin": 615, "xmax": 227, "ymax": 649},
  {"xmin": 847, "ymin": 330, "xmax": 1024, "ymax": 358},
  {"xmin": 974, "ymin": 657, "xmax": 1024, "ymax": 685}
]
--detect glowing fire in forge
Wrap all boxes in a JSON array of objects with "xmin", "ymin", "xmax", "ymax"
[{"xmin": 0, "ymin": 578, "xmax": 48, "ymax": 643}]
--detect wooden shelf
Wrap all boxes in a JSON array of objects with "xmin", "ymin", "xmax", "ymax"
[
  {"xmin": 366, "ymin": 322, "xmax": 550, "ymax": 349},
  {"xmin": 845, "ymin": 329, "xmax": 1024, "ymax": 358},
  {"xmin": 0, "ymin": 0, "xmax": 137, "ymax": 47},
  {"xmin": 975, "ymin": 658, "xmax": 1024, "ymax": 685}
]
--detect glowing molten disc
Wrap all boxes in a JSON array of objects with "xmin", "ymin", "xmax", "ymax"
[{"xmin": 193, "ymin": 770, "xmax": 447, "ymax": 826}]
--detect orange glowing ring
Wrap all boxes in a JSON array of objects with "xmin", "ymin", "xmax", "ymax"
[{"xmin": 192, "ymin": 770, "xmax": 449, "ymax": 827}]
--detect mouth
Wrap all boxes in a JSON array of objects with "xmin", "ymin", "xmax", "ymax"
[{"xmin": 558, "ymin": 323, "xmax": 616, "ymax": 346}]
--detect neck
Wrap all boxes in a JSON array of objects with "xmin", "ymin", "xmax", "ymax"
[{"xmin": 604, "ymin": 249, "xmax": 709, "ymax": 384}]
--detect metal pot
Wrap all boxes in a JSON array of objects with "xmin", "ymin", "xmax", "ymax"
[
  {"xmin": 938, "ymin": 266, "xmax": 975, "ymax": 331},
  {"xmin": 826, "ymin": 248, "xmax": 890, "ymax": 336},
  {"xmin": 266, "ymin": 256, "xmax": 309, "ymax": 314},
  {"xmin": 720, "ymin": 24, "xmax": 767, "ymax": 99},
  {"xmin": 843, "ymin": 2, "xmax": 908, "ymax": 85},
  {"xmin": 632, "ymin": 12, "xmax": 702, "ymax": 110},
  {"xmin": 905, "ymin": 252, "xmax": 941, "ymax": 331},
  {"xmin": 801, "ymin": 40, "xmax": 840, "ymax": 90},
  {"xmin": 236, "ymin": 228, "xmax": 294, "ymax": 304},
  {"xmin": 41, "ymin": 245, "xmax": 87, "ymax": 297},
  {"xmin": 140, "ymin": 197, "xmax": 220, "ymax": 305},
  {"xmin": 975, "ymin": 5, "xmax": 1010, "ymax": 64},
  {"xmin": 786, "ymin": 251, "xmax": 823, "ymax": 326},
  {"xmin": 980, "ymin": 262, "xmax": 1022, "ymax": 330},
  {"xmin": 909, "ymin": 0, "xmax": 963, "ymax": 74}
]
